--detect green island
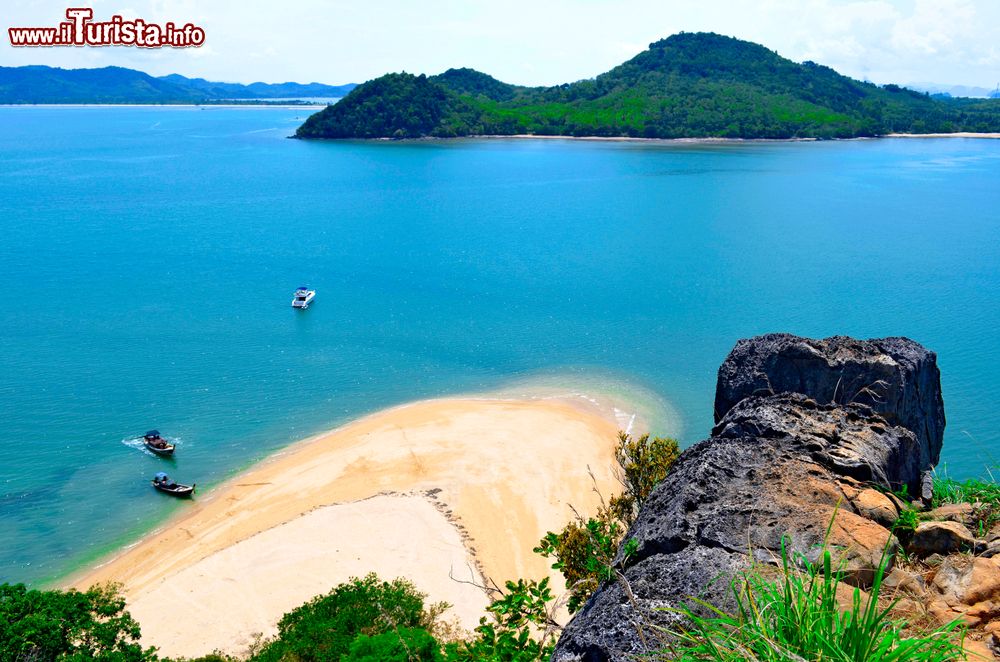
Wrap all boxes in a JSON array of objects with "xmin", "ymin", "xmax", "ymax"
[{"xmin": 295, "ymin": 32, "xmax": 1000, "ymax": 140}]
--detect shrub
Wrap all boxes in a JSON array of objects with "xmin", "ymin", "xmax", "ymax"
[
  {"xmin": 892, "ymin": 505, "xmax": 921, "ymax": 547},
  {"xmin": 445, "ymin": 578, "xmax": 556, "ymax": 661},
  {"xmin": 534, "ymin": 509, "xmax": 626, "ymax": 613},
  {"xmin": 249, "ymin": 574, "xmax": 432, "ymax": 661},
  {"xmin": 535, "ymin": 430, "xmax": 678, "ymax": 612},
  {"xmin": 0, "ymin": 582, "xmax": 156, "ymax": 662},
  {"xmin": 344, "ymin": 627, "xmax": 441, "ymax": 662},
  {"xmin": 609, "ymin": 432, "xmax": 681, "ymax": 526}
]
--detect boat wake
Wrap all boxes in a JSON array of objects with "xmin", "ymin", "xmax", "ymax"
[{"xmin": 121, "ymin": 435, "xmax": 182, "ymax": 457}]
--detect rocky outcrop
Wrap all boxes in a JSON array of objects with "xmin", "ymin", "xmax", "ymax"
[
  {"xmin": 714, "ymin": 334, "xmax": 945, "ymax": 484},
  {"xmin": 910, "ymin": 521, "xmax": 978, "ymax": 557},
  {"xmin": 553, "ymin": 335, "xmax": 945, "ymax": 661}
]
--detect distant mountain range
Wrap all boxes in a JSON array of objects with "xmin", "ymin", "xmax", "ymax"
[
  {"xmin": 0, "ymin": 65, "xmax": 356, "ymax": 104},
  {"xmin": 907, "ymin": 83, "xmax": 1000, "ymax": 99},
  {"xmin": 296, "ymin": 32, "xmax": 1000, "ymax": 140}
]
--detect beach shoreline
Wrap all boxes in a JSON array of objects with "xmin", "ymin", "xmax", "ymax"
[
  {"xmin": 884, "ymin": 132, "xmax": 1000, "ymax": 139},
  {"xmin": 304, "ymin": 131, "xmax": 1000, "ymax": 144},
  {"xmin": 68, "ymin": 394, "xmax": 629, "ymax": 657}
]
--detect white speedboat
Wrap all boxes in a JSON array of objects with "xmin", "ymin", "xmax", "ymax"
[{"xmin": 292, "ymin": 286, "xmax": 316, "ymax": 309}]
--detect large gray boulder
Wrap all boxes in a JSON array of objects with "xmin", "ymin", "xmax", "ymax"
[
  {"xmin": 553, "ymin": 395, "xmax": 910, "ymax": 660},
  {"xmin": 553, "ymin": 336, "xmax": 945, "ymax": 661},
  {"xmin": 714, "ymin": 334, "xmax": 945, "ymax": 481}
]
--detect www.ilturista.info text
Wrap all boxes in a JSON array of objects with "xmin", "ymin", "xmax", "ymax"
[{"xmin": 8, "ymin": 8, "xmax": 205, "ymax": 48}]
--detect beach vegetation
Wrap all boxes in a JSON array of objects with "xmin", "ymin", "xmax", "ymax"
[
  {"xmin": 610, "ymin": 431, "xmax": 681, "ymax": 526},
  {"xmin": 444, "ymin": 578, "xmax": 557, "ymax": 662},
  {"xmin": 0, "ymin": 582, "xmax": 156, "ymax": 661},
  {"xmin": 534, "ymin": 431, "xmax": 679, "ymax": 613},
  {"xmin": 663, "ymin": 533, "xmax": 966, "ymax": 661},
  {"xmin": 248, "ymin": 574, "xmax": 442, "ymax": 662},
  {"xmin": 343, "ymin": 627, "xmax": 442, "ymax": 661},
  {"xmin": 533, "ymin": 509, "xmax": 626, "ymax": 614}
]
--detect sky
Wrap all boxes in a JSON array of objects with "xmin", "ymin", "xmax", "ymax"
[{"xmin": 2, "ymin": 0, "xmax": 999, "ymax": 89}]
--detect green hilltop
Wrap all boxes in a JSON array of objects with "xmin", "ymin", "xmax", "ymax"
[{"xmin": 296, "ymin": 32, "xmax": 1000, "ymax": 140}]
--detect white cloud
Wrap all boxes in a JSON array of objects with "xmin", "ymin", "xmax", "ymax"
[{"xmin": 0, "ymin": 0, "xmax": 998, "ymax": 87}]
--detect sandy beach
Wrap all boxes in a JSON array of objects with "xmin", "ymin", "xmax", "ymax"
[
  {"xmin": 70, "ymin": 397, "xmax": 623, "ymax": 658},
  {"xmin": 886, "ymin": 132, "xmax": 1000, "ymax": 139}
]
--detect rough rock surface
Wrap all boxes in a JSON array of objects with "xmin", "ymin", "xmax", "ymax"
[
  {"xmin": 910, "ymin": 521, "xmax": 978, "ymax": 557},
  {"xmin": 553, "ymin": 335, "xmax": 944, "ymax": 661},
  {"xmin": 714, "ymin": 334, "xmax": 945, "ymax": 485},
  {"xmin": 850, "ymin": 488, "xmax": 899, "ymax": 529},
  {"xmin": 916, "ymin": 556, "xmax": 1000, "ymax": 658}
]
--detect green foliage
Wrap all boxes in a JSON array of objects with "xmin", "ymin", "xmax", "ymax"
[
  {"xmin": 295, "ymin": 73, "xmax": 479, "ymax": 139},
  {"xmin": 933, "ymin": 472, "xmax": 1000, "ymax": 509},
  {"xmin": 933, "ymin": 469, "xmax": 1000, "ymax": 536},
  {"xmin": 0, "ymin": 582, "xmax": 156, "ymax": 661},
  {"xmin": 666, "ymin": 539, "xmax": 965, "ymax": 661},
  {"xmin": 296, "ymin": 32, "xmax": 1000, "ymax": 140},
  {"xmin": 533, "ymin": 510, "xmax": 625, "ymax": 613},
  {"xmin": 430, "ymin": 69, "xmax": 522, "ymax": 102},
  {"xmin": 344, "ymin": 627, "xmax": 441, "ymax": 662},
  {"xmin": 249, "ymin": 574, "xmax": 430, "ymax": 662},
  {"xmin": 445, "ymin": 578, "xmax": 555, "ymax": 662},
  {"xmin": 610, "ymin": 431, "xmax": 680, "ymax": 525},
  {"xmin": 893, "ymin": 507, "xmax": 920, "ymax": 536},
  {"xmin": 535, "ymin": 431, "xmax": 677, "ymax": 613},
  {"xmin": 892, "ymin": 506, "xmax": 921, "ymax": 548}
]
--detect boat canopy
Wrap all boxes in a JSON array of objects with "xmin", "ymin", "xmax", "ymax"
[
  {"xmin": 145, "ymin": 430, "xmax": 160, "ymax": 438},
  {"xmin": 296, "ymin": 285, "xmax": 309, "ymax": 290},
  {"xmin": 154, "ymin": 472, "xmax": 169, "ymax": 481}
]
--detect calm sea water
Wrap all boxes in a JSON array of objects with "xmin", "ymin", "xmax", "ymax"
[{"xmin": 1, "ymin": 107, "xmax": 998, "ymax": 586}]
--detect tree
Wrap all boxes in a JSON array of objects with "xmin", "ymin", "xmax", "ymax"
[
  {"xmin": 609, "ymin": 431, "xmax": 680, "ymax": 526},
  {"xmin": 445, "ymin": 578, "xmax": 557, "ymax": 662},
  {"xmin": 535, "ymin": 431, "xmax": 680, "ymax": 613},
  {"xmin": 250, "ymin": 574, "xmax": 436, "ymax": 662},
  {"xmin": 533, "ymin": 509, "xmax": 625, "ymax": 614},
  {"xmin": 344, "ymin": 627, "xmax": 442, "ymax": 662},
  {"xmin": 0, "ymin": 582, "xmax": 156, "ymax": 662}
]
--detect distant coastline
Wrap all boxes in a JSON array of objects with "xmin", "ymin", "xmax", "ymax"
[
  {"xmin": 885, "ymin": 132, "xmax": 1000, "ymax": 139},
  {"xmin": 293, "ymin": 132, "xmax": 1000, "ymax": 144},
  {"xmin": 0, "ymin": 64, "xmax": 355, "ymax": 105},
  {"xmin": 0, "ymin": 102, "xmax": 329, "ymax": 108}
]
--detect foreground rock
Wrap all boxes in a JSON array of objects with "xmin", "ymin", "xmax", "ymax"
[
  {"xmin": 554, "ymin": 334, "xmax": 944, "ymax": 661},
  {"xmin": 910, "ymin": 521, "xmax": 978, "ymax": 557},
  {"xmin": 914, "ymin": 556, "xmax": 1000, "ymax": 658},
  {"xmin": 714, "ymin": 333, "xmax": 945, "ymax": 484}
]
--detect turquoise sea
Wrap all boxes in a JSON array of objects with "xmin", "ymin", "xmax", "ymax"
[{"xmin": 1, "ymin": 107, "xmax": 998, "ymax": 586}]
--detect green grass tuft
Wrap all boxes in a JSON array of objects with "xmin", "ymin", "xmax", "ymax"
[
  {"xmin": 932, "ymin": 467, "xmax": 1000, "ymax": 536},
  {"xmin": 662, "ymin": 523, "xmax": 965, "ymax": 661}
]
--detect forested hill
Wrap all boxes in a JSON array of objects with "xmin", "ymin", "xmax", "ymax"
[
  {"xmin": 0, "ymin": 65, "xmax": 355, "ymax": 104},
  {"xmin": 295, "ymin": 32, "xmax": 1000, "ymax": 140}
]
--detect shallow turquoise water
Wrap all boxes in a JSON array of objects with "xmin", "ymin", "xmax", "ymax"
[{"xmin": 1, "ymin": 107, "xmax": 998, "ymax": 585}]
